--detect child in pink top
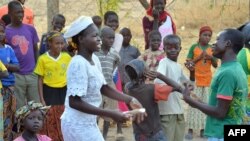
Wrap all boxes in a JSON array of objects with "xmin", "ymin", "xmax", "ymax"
[{"xmin": 14, "ymin": 101, "xmax": 51, "ymax": 141}]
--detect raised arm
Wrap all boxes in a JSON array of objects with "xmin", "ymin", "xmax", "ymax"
[{"xmin": 146, "ymin": 71, "xmax": 183, "ymax": 93}]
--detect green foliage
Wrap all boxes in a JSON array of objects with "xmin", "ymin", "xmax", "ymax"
[{"xmin": 96, "ymin": 0, "xmax": 123, "ymax": 17}]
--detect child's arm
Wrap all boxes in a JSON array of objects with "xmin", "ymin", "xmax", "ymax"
[
  {"xmin": 5, "ymin": 63, "xmax": 19, "ymax": 72},
  {"xmin": 39, "ymin": 34, "xmax": 46, "ymax": 55},
  {"xmin": 34, "ymin": 43, "xmax": 39, "ymax": 63},
  {"xmin": 6, "ymin": 48, "xmax": 20, "ymax": 72},
  {"xmin": 101, "ymin": 85, "xmax": 143, "ymax": 109},
  {"xmin": 192, "ymin": 51, "xmax": 204, "ymax": 64},
  {"xmin": 38, "ymin": 76, "xmax": 46, "ymax": 105},
  {"xmin": 0, "ymin": 70, "xmax": 8, "ymax": 78},
  {"xmin": 146, "ymin": 71, "xmax": 183, "ymax": 93},
  {"xmin": 184, "ymin": 61, "xmax": 195, "ymax": 81},
  {"xmin": 152, "ymin": 9, "xmax": 159, "ymax": 30},
  {"xmin": 138, "ymin": 0, "xmax": 150, "ymax": 10},
  {"xmin": 69, "ymin": 95, "xmax": 131, "ymax": 123},
  {"xmin": 189, "ymin": 70, "xmax": 195, "ymax": 81},
  {"xmin": 211, "ymin": 58, "xmax": 218, "ymax": 68},
  {"xmin": 206, "ymin": 54, "xmax": 218, "ymax": 68}
]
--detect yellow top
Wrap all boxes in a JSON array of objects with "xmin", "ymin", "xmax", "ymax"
[{"xmin": 34, "ymin": 52, "xmax": 71, "ymax": 88}]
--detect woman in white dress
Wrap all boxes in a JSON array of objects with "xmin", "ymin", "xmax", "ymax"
[{"xmin": 60, "ymin": 16, "xmax": 145, "ymax": 141}]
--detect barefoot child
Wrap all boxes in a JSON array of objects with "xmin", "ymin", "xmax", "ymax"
[{"xmin": 14, "ymin": 101, "xmax": 51, "ymax": 141}]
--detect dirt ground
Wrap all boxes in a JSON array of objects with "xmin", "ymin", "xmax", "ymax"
[
  {"xmin": 0, "ymin": 1, "xmax": 246, "ymax": 141},
  {"xmin": 100, "ymin": 102, "xmax": 208, "ymax": 141},
  {"xmin": 101, "ymin": 121, "xmax": 207, "ymax": 141}
]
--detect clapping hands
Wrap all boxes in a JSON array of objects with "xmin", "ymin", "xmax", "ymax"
[{"xmin": 185, "ymin": 60, "xmax": 195, "ymax": 71}]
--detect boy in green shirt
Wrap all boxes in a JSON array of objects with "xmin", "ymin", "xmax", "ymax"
[{"xmin": 183, "ymin": 28, "xmax": 248, "ymax": 141}]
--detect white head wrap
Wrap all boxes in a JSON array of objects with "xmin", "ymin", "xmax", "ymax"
[{"xmin": 64, "ymin": 16, "xmax": 93, "ymax": 39}]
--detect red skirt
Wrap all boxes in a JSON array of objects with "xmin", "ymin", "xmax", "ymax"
[{"xmin": 40, "ymin": 105, "xmax": 64, "ymax": 141}]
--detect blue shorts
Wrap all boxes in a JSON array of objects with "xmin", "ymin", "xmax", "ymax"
[{"xmin": 134, "ymin": 130, "xmax": 167, "ymax": 141}]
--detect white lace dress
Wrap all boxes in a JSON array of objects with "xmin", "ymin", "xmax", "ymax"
[{"xmin": 61, "ymin": 54, "xmax": 106, "ymax": 141}]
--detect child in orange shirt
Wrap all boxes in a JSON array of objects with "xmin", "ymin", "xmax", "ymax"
[{"xmin": 185, "ymin": 26, "xmax": 217, "ymax": 139}]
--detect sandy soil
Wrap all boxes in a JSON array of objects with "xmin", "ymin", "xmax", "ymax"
[{"xmin": 100, "ymin": 119, "xmax": 207, "ymax": 141}]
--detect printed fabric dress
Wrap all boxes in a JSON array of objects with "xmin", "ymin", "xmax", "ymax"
[{"xmin": 60, "ymin": 54, "xmax": 106, "ymax": 141}]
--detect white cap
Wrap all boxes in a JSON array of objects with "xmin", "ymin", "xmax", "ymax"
[{"xmin": 64, "ymin": 16, "xmax": 93, "ymax": 39}]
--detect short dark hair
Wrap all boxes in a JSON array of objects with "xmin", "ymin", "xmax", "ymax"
[
  {"xmin": 150, "ymin": 0, "xmax": 167, "ymax": 7},
  {"xmin": 92, "ymin": 15, "xmax": 102, "ymax": 21},
  {"xmin": 104, "ymin": 11, "xmax": 118, "ymax": 23},
  {"xmin": 52, "ymin": 14, "xmax": 65, "ymax": 21},
  {"xmin": 223, "ymin": 28, "xmax": 244, "ymax": 54},
  {"xmin": 120, "ymin": 27, "xmax": 130, "ymax": 33},
  {"xmin": 163, "ymin": 34, "xmax": 181, "ymax": 44},
  {"xmin": 8, "ymin": 1, "xmax": 22, "ymax": 13},
  {"xmin": 148, "ymin": 30, "xmax": 161, "ymax": 39}
]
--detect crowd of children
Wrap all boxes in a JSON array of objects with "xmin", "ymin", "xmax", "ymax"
[{"xmin": 0, "ymin": 0, "xmax": 249, "ymax": 141}]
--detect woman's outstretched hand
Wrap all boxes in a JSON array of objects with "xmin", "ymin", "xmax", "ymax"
[
  {"xmin": 110, "ymin": 111, "xmax": 132, "ymax": 123},
  {"xmin": 128, "ymin": 98, "xmax": 147, "ymax": 123}
]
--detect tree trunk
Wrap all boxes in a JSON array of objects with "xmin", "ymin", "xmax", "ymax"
[
  {"xmin": 249, "ymin": 0, "xmax": 250, "ymax": 20},
  {"xmin": 47, "ymin": 0, "xmax": 59, "ymax": 31}
]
